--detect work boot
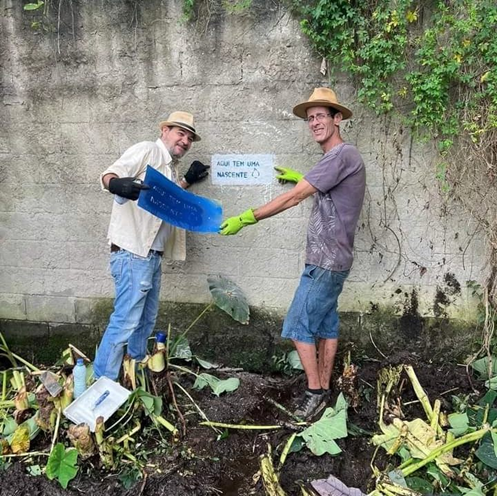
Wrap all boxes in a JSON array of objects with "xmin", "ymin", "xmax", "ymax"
[{"xmin": 294, "ymin": 390, "xmax": 327, "ymax": 420}]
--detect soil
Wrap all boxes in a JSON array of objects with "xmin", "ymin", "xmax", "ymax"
[{"xmin": 0, "ymin": 352, "xmax": 477, "ymax": 496}]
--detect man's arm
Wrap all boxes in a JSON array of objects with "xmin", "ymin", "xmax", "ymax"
[
  {"xmin": 179, "ymin": 178, "xmax": 190, "ymax": 189},
  {"xmin": 103, "ymin": 173, "xmax": 149, "ymax": 201},
  {"xmin": 253, "ymin": 179, "xmax": 317, "ymax": 221},
  {"xmin": 102, "ymin": 173, "xmax": 118, "ymax": 190},
  {"xmin": 219, "ymin": 179, "xmax": 317, "ymax": 235}
]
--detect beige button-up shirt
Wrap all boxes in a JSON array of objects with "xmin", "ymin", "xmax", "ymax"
[{"xmin": 100, "ymin": 138, "xmax": 187, "ymax": 260}]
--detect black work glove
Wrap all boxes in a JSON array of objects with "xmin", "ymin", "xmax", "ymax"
[
  {"xmin": 108, "ymin": 177, "xmax": 150, "ymax": 201},
  {"xmin": 184, "ymin": 160, "xmax": 210, "ymax": 186}
]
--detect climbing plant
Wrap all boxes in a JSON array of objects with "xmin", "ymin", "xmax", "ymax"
[{"xmin": 287, "ymin": 0, "xmax": 497, "ymax": 141}]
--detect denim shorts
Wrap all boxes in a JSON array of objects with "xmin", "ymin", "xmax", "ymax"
[{"xmin": 282, "ymin": 264, "xmax": 349, "ymax": 344}]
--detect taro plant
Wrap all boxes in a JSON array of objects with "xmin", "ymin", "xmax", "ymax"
[{"xmin": 146, "ymin": 273, "xmax": 249, "ymax": 397}]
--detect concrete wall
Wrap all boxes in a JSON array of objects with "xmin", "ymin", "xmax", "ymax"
[{"xmin": 0, "ymin": 0, "xmax": 485, "ymax": 334}]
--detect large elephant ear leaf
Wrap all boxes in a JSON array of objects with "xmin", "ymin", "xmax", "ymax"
[{"xmin": 207, "ymin": 275, "xmax": 249, "ymax": 325}]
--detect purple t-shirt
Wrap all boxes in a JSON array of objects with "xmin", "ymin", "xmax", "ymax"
[{"xmin": 304, "ymin": 143, "xmax": 365, "ymax": 271}]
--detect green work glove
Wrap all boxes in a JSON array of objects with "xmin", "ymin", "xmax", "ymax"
[
  {"xmin": 274, "ymin": 166, "xmax": 304, "ymax": 184},
  {"xmin": 219, "ymin": 208, "xmax": 258, "ymax": 235}
]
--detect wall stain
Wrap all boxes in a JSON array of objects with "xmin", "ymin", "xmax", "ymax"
[
  {"xmin": 433, "ymin": 272, "xmax": 461, "ymax": 317},
  {"xmin": 399, "ymin": 289, "xmax": 423, "ymax": 338}
]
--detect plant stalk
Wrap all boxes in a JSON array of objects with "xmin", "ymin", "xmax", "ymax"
[
  {"xmin": 169, "ymin": 363, "xmax": 199, "ymax": 377},
  {"xmin": 200, "ymin": 421, "xmax": 281, "ymax": 430},
  {"xmin": 400, "ymin": 426, "xmax": 492, "ymax": 477},
  {"xmin": 169, "ymin": 303, "xmax": 213, "ymax": 357}
]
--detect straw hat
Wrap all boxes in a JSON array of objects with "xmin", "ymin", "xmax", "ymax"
[
  {"xmin": 293, "ymin": 88, "xmax": 352, "ymax": 120},
  {"xmin": 159, "ymin": 111, "xmax": 201, "ymax": 142}
]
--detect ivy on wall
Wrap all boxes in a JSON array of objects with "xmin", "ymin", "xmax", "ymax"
[{"xmin": 287, "ymin": 0, "xmax": 497, "ymax": 146}]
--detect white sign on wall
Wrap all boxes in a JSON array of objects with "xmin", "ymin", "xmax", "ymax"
[{"xmin": 211, "ymin": 154, "xmax": 274, "ymax": 185}]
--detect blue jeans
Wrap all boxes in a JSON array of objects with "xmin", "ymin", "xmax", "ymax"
[
  {"xmin": 93, "ymin": 249, "xmax": 162, "ymax": 380},
  {"xmin": 282, "ymin": 264, "xmax": 349, "ymax": 344}
]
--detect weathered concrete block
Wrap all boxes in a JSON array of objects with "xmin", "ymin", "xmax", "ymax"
[
  {"xmin": 0, "ymin": 294, "xmax": 26, "ymax": 320},
  {"xmin": 69, "ymin": 241, "xmax": 109, "ymax": 271},
  {"xmin": 0, "ymin": 267, "xmax": 45, "ymax": 294},
  {"xmin": 0, "ymin": 240, "xmax": 70, "ymax": 269},
  {"xmin": 25, "ymin": 295, "xmax": 76, "ymax": 323}
]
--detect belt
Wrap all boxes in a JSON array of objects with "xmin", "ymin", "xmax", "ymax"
[{"xmin": 110, "ymin": 244, "xmax": 163, "ymax": 257}]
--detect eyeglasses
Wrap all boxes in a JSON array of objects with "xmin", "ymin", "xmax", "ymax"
[{"xmin": 304, "ymin": 113, "xmax": 332, "ymax": 124}]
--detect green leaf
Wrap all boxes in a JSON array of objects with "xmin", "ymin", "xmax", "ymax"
[
  {"xmin": 171, "ymin": 336, "xmax": 192, "ymax": 361},
  {"xmin": 486, "ymin": 376, "xmax": 497, "ymax": 390},
  {"xmin": 289, "ymin": 434, "xmax": 305, "ymax": 453},
  {"xmin": 196, "ymin": 357, "xmax": 217, "ymax": 369},
  {"xmin": 287, "ymin": 350, "xmax": 303, "ymax": 370},
  {"xmin": 136, "ymin": 389, "xmax": 163, "ymax": 417},
  {"xmin": 448, "ymin": 412, "xmax": 469, "ymax": 436},
  {"xmin": 118, "ymin": 467, "xmax": 142, "ymax": 489},
  {"xmin": 298, "ymin": 400, "xmax": 348, "ymax": 456},
  {"xmin": 23, "ymin": 1, "xmax": 44, "ymax": 11},
  {"xmin": 426, "ymin": 463, "xmax": 449, "ymax": 486},
  {"xmin": 27, "ymin": 464, "xmax": 42, "ymax": 476},
  {"xmin": 478, "ymin": 389, "xmax": 497, "ymax": 408},
  {"xmin": 406, "ymin": 476, "xmax": 433, "ymax": 493},
  {"xmin": 472, "ymin": 356, "xmax": 497, "ymax": 379},
  {"xmin": 388, "ymin": 469, "xmax": 407, "ymax": 486},
  {"xmin": 45, "ymin": 444, "xmax": 79, "ymax": 489},
  {"xmin": 192, "ymin": 373, "xmax": 240, "ymax": 396},
  {"xmin": 2, "ymin": 417, "xmax": 17, "ymax": 437},
  {"xmin": 459, "ymin": 484, "xmax": 485, "ymax": 496},
  {"xmin": 207, "ymin": 275, "xmax": 249, "ymax": 324},
  {"xmin": 334, "ymin": 392, "xmax": 348, "ymax": 412},
  {"xmin": 476, "ymin": 435, "xmax": 497, "ymax": 468},
  {"xmin": 371, "ymin": 421, "xmax": 399, "ymax": 452}
]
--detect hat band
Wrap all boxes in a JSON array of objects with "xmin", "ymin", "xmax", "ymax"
[{"xmin": 170, "ymin": 121, "xmax": 196, "ymax": 134}]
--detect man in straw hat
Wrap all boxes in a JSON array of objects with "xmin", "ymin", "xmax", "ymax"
[
  {"xmin": 94, "ymin": 111, "xmax": 210, "ymax": 380},
  {"xmin": 220, "ymin": 88, "xmax": 365, "ymax": 419}
]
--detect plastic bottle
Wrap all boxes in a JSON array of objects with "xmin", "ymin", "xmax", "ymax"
[
  {"xmin": 156, "ymin": 331, "xmax": 167, "ymax": 350},
  {"xmin": 73, "ymin": 358, "xmax": 87, "ymax": 399}
]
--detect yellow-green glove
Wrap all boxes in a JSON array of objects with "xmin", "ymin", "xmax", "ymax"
[
  {"xmin": 219, "ymin": 208, "xmax": 258, "ymax": 235},
  {"xmin": 274, "ymin": 166, "xmax": 304, "ymax": 184}
]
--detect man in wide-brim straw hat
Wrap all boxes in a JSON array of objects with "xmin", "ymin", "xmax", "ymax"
[
  {"xmin": 220, "ymin": 87, "xmax": 366, "ymax": 419},
  {"xmin": 93, "ymin": 111, "xmax": 210, "ymax": 381}
]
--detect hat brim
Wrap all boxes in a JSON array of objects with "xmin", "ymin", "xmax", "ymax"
[
  {"xmin": 159, "ymin": 121, "xmax": 201, "ymax": 142},
  {"xmin": 292, "ymin": 100, "xmax": 352, "ymax": 121}
]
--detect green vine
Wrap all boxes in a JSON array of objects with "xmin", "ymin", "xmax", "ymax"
[
  {"xmin": 291, "ymin": 0, "xmax": 414, "ymax": 115},
  {"xmin": 288, "ymin": 0, "xmax": 497, "ymax": 144}
]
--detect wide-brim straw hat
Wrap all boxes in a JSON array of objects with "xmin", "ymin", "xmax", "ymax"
[
  {"xmin": 293, "ymin": 88, "xmax": 352, "ymax": 120},
  {"xmin": 159, "ymin": 111, "xmax": 201, "ymax": 142}
]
